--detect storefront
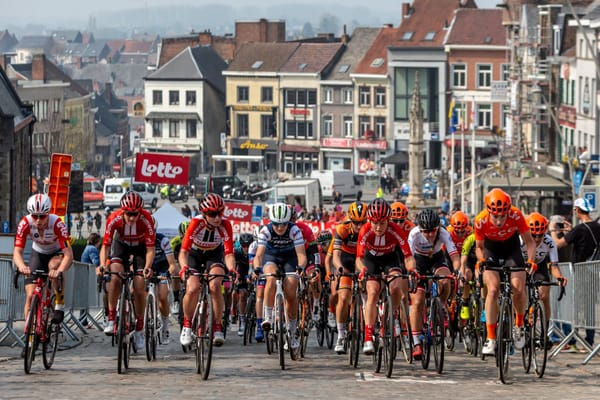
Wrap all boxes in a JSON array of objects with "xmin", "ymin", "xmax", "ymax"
[
  {"xmin": 354, "ymin": 139, "xmax": 387, "ymax": 175},
  {"xmin": 320, "ymin": 138, "xmax": 353, "ymax": 170},
  {"xmin": 280, "ymin": 144, "xmax": 319, "ymax": 176},
  {"xmin": 229, "ymin": 137, "xmax": 277, "ymax": 173}
]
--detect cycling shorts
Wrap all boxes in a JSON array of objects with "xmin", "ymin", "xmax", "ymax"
[{"xmin": 25, "ymin": 249, "xmax": 63, "ymax": 285}]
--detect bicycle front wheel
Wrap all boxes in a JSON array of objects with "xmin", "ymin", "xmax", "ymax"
[
  {"xmin": 521, "ymin": 303, "xmax": 533, "ymax": 373},
  {"xmin": 42, "ymin": 302, "xmax": 59, "ymax": 371},
  {"xmin": 398, "ymin": 299, "xmax": 413, "ymax": 364},
  {"xmin": 243, "ymin": 293, "xmax": 256, "ymax": 346},
  {"xmin": 431, "ymin": 298, "xmax": 445, "ymax": 374},
  {"xmin": 531, "ymin": 301, "xmax": 548, "ymax": 378},
  {"xmin": 384, "ymin": 294, "xmax": 395, "ymax": 378},
  {"xmin": 348, "ymin": 295, "xmax": 361, "ymax": 368},
  {"xmin": 298, "ymin": 297, "xmax": 308, "ymax": 358},
  {"xmin": 24, "ymin": 296, "xmax": 39, "ymax": 374},
  {"xmin": 276, "ymin": 294, "xmax": 286, "ymax": 370},
  {"xmin": 117, "ymin": 295, "xmax": 128, "ymax": 374},
  {"xmin": 196, "ymin": 291, "xmax": 214, "ymax": 380},
  {"xmin": 497, "ymin": 297, "xmax": 512, "ymax": 384},
  {"xmin": 145, "ymin": 293, "xmax": 157, "ymax": 361}
]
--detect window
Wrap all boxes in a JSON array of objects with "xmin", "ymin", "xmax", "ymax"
[
  {"xmin": 152, "ymin": 120, "xmax": 162, "ymax": 138},
  {"xmin": 343, "ymin": 88, "xmax": 353, "ymax": 104},
  {"xmin": 343, "ymin": 116, "xmax": 353, "ymax": 137},
  {"xmin": 452, "ymin": 64, "xmax": 466, "ymax": 88},
  {"xmin": 477, "ymin": 64, "xmax": 492, "ymax": 88},
  {"xmin": 477, "ymin": 104, "xmax": 491, "ymax": 128},
  {"xmin": 169, "ymin": 120, "xmax": 179, "ymax": 138},
  {"xmin": 34, "ymin": 100, "xmax": 49, "ymax": 120},
  {"xmin": 186, "ymin": 120, "xmax": 197, "ymax": 138},
  {"xmin": 359, "ymin": 86, "xmax": 371, "ymax": 106},
  {"xmin": 323, "ymin": 87, "xmax": 333, "ymax": 104},
  {"xmin": 359, "ymin": 116, "xmax": 371, "ymax": 138},
  {"xmin": 238, "ymin": 86, "xmax": 249, "ymax": 102},
  {"xmin": 284, "ymin": 89, "xmax": 317, "ymax": 106},
  {"xmin": 186, "ymin": 91, "xmax": 196, "ymax": 105},
  {"xmin": 261, "ymin": 86, "xmax": 273, "ymax": 103},
  {"xmin": 322, "ymin": 115, "xmax": 333, "ymax": 137},
  {"xmin": 501, "ymin": 104, "xmax": 510, "ymax": 129},
  {"xmin": 424, "ymin": 31, "xmax": 436, "ymax": 41},
  {"xmin": 152, "ymin": 90, "xmax": 162, "ymax": 105},
  {"xmin": 402, "ymin": 32, "xmax": 414, "ymax": 40},
  {"xmin": 261, "ymin": 114, "xmax": 274, "ymax": 137},
  {"xmin": 375, "ymin": 117, "xmax": 386, "ymax": 138},
  {"xmin": 285, "ymin": 120, "xmax": 314, "ymax": 139},
  {"xmin": 237, "ymin": 114, "xmax": 249, "ymax": 137},
  {"xmin": 371, "ymin": 58, "xmax": 385, "ymax": 68},
  {"xmin": 52, "ymin": 98, "xmax": 60, "ymax": 113},
  {"xmin": 394, "ymin": 67, "xmax": 438, "ymax": 122},
  {"xmin": 501, "ymin": 64, "xmax": 510, "ymax": 81},
  {"xmin": 338, "ymin": 64, "xmax": 350, "ymax": 73},
  {"xmin": 375, "ymin": 87, "xmax": 386, "ymax": 107},
  {"xmin": 169, "ymin": 91, "xmax": 179, "ymax": 105}
]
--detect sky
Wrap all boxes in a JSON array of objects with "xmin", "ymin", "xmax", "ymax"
[{"xmin": 3, "ymin": 0, "xmax": 501, "ymax": 26}]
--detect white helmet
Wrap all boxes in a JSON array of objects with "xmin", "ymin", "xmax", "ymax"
[
  {"xmin": 27, "ymin": 194, "xmax": 52, "ymax": 215},
  {"xmin": 269, "ymin": 202, "xmax": 291, "ymax": 224}
]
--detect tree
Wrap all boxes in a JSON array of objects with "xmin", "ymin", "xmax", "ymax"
[
  {"xmin": 317, "ymin": 13, "xmax": 340, "ymax": 35},
  {"xmin": 302, "ymin": 22, "xmax": 314, "ymax": 39}
]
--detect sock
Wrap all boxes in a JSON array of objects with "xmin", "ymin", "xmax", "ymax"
[
  {"xmin": 135, "ymin": 318, "xmax": 144, "ymax": 331},
  {"xmin": 173, "ymin": 290, "xmax": 180, "ymax": 301},
  {"xmin": 54, "ymin": 303, "xmax": 65, "ymax": 311},
  {"xmin": 337, "ymin": 323, "xmax": 346, "ymax": 337},
  {"xmin": 515, "ymin": 313, "xmax": 524, "ymax": 327},
  {"xmin": 183, "ymin": 317, "xmax": 192, "ymax": 328},
  {"xmin": 264, "ymin": 306, "xmax": 273, "ymax": 321},
  {"xmin": 54, "ymin": 289, "xmax": 64, "ymax": 305},
  {"xmin": 257, "ymin": 318, "xmax": 263, "ymax": 330},
  {"xmin": 288, "ymin": 319, "xmax": 297, "ymax": 334},
  {"xmin": 412, "ymin": 331, "xmax": 421, "ymax": 345},
  {"xmin": 487, "ymin": 323, "xmax": 497, "ymax": 340},
  {"xmin": 108, "ymin": 309, "xmax": 116, "ymax": 321},
  {"xmin": 161, "ymin": 316, "xmax": 169, "ymax": 330},
  {"xmin": 365, "ymin": 325, "xmax": 373, "ymax": 341}
]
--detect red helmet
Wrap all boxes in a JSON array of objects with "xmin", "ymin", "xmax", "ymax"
[
  {"xmin": 120, "ymin": 191, "xmax": 144, "ymax": 211},
  {"xmin": 391, "ymin": 201, "xmax": 408, "ymax": 220},
  {"xmin": 450, "ymin": 211, "xmax": 469, "ymax": 230},
  {"xmin": 367, "ymin": 199, "xmax": 391, "ymax": 222},
  {"xmin": 527, "ymin": 212, "xmax": 548, "ymax": 235},
  {"xmin": 485, "ymin": 188, "xmax": 511, "ymax": 216},
  {"xmin": 199, "ymin": 193, "xmax": 224, "ymax": 213}
]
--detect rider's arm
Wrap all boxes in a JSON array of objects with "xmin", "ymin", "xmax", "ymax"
[
  {"xmin": 253, "ymin": 244, "xmax": 265, "ymax": 271},
  {"xmin": 56, "ymin": 246, "xmax": 73, "ymax": 274},
  {"xmin": 225, "ymin": 253, "xmax": 236, "ymax": 274},
  {"xmin": 521, "ymin": 230, "xmax": 537, "ymax": 263},
  {"xmin": 404, "ymin": 255, "xmax": 416, "ymax": 273},
  {"xmin": 144, "ymin": 246, "xmax": 156, "ymax": 273},
  {"xmin": 12, "ymin": 246, "xmax": 28, "ymax": 274},
  {"xmin": 295, "ymin": 244, "xmax": 307, "ymax": 269},
  {"xmin": 332, "ymin": 249, "xmax": 343, "ymax": 272}
]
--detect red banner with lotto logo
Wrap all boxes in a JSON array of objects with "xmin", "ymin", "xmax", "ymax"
[{"xmin": 134, "ymin": 153, "xmax": 190, "ymax": 185}]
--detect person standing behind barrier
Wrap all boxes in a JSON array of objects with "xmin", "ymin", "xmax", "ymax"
[
  {"xmin": 13, "ymin": 194, "xmax": 74, "ymax": 329},
  {"xmin": 81, "ymin": 233, "xmax": 101, "ymax": 326},
  {"xmin": 550, "ymin": 197, "xmax": 599, "ymax": 347}
]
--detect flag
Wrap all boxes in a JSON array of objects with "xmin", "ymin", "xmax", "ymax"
[
  {"xmin": 470, "ymin": 98, "xmax": 476, "ymax": 130},
  {"xmin": 449, "ymin": 98, "xmax": 458, "ymax": 134}
]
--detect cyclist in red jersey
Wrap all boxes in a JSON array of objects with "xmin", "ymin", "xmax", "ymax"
[
  {"xmin": 179, "ymin": 193, "xmax": 236, "ymax": 347},
  {"xmin": 100, "ymin": 191, "xmax": 156, "ymax": 349},
  {"xmin": 446, "ymin": 211, "xmax": 473, "ymax": 320},
  {"xmin": 13, "ymin": 194, "xmax": 73, "ymax": 327},
  {"xmin": 474, "ymin": 189, "xmax": 537, "ymax": 355},
  {"xmin": 356, "ymin": 199, "xmax": 415, "ymax": 355}
]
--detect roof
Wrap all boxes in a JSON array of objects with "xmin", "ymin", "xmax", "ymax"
[
  {"xmin": 121, "ymin": 40, "xmax": 153, "ymax": 54},
  {"xmin": 353, "ymin": 25, "xmax": 399, "ymax": 75},
  {"xmin": 325, "ymin": 27, "xmax": 381, "ymax": 80},
  {"xmin": 446, "ymin": 9, "xmax": 506, "ymax": 46},
  {"xmin": 64, "ymin": 64, "xmax": 149, "ymax": 91},
  {"xmin": 484, "ymin": 176, "xmax": 569, "ymax": 192},
  {"xmin": 0, "ymin": 65, "xmax": 33, "ymax": 129},
  {"xmin": 51, "ymin": 30, "xmax": 83, "ymax": 43},
  {"xmin": 279, "ymin": 43, "xmax": 345, "ymax": 74},
  {"xmin": 0, "ymin": 29, "xmax": 18, "ymax": 53},
  {"xmin": 226, "ymin": 42, "xmax": 299, "ymax": 72},
  {"xmin": 15, "ymin": 35, "xmax": 54, "ymax": 51}
]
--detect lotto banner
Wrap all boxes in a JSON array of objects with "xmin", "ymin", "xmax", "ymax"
[{"xmin": 134, "ymin": 153, "xmax": 189, "ymax": 185}]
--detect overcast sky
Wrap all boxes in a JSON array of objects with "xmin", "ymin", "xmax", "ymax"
[{"xmin": 3, "ymin": 0, "xmax": 500, "ymax": 26}]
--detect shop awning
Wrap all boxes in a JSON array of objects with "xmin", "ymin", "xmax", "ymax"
[
  {"xmin": 280, "ymin": 144, "xmax": 319, "ymax": 152},
  {"xmin": 145, "ymin": 112, "xmax": 201, "ymax": 121},
  {"xmin": 381, "ymin": 151, "xmax": 408, "ymax": 165},
  {"xmin": 484, "ymin": 176, "xmax": 569, "ymax": 192}
]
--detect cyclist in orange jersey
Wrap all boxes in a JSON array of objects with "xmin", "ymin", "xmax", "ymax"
[
  {"xmin": 391, "ymin": 201, "xmax": 415, "ymax": 230},
  {"xmin": 474, "ymin": 188, "xmax": 537, "ymax": 355},
  {"xmin": 316, "ymin": 230, "xmax": 336, "ymax": 329},
  {"xmin": 447, "ymin": 211, "xmax": 473, "ymax": 320}
]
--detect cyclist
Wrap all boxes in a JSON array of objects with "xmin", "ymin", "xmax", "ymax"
[
  {"xmin": 522, "ymin": 212, "xmax": 567, "ymax": 331},
  {"xmin": 169, "ymin": 221, "xmax": 188, "ymax": 315},
  {"xmin": 151, "ymin": 216, "xmax": 178, "ymax": 344},
  {"xmin": 253, "ymin": 202, "xmax": 307, "ymax": 351},
  {"xmin": 179, "ymin": 193, "xmax": 236, "ymax": 347},
  {"xmin": 100, "ymin": 191, "xmax": 155, "ymax": 350},
  {"xmin": 235, "ymin": 233, "xmax": 253, "ymax": 336},
  {"xmin": 249, "ymin": 225, "xmax": 266, "ymax": 342},
  {"xmin": 474, "ymin": 188, "xmax": 537, "ymax": 355},
  {"xmin": 357, "ymin": 199, "xmax": 415, "ymax": 355},
  {"xmin": 14, "ymin": 194, "xmax": 73, "ymax": 328},
  {"xmin": 390, "ymin": 201, "xmax": 415, "ymax": 230},
  {"xmin": 331, "ymin": 201, "xmax": 367, "ymax": 354},
  {"xmin": 316, "ymin": 229, "xmax": 336, "ymax": 330},
  {"xmin": 407, "ymin": 208, "xmax": 460, "ymax": 360},
  {"xmin": 446, "ymin": 211, "xmax": 473, "ymax": 320}
]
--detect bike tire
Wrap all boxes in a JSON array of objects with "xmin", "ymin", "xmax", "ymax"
[
  {"xmin": 384, "ymin": 294, "xmax": 395, "ymax": 378},
  {"xmin": 432, "ymin": 298, "xmax": 445, "ymax": 374},
  {"xmin": 196, "ymin": 291, "xmax": 214, "ymax": 380},
  {"xmin": 497, "ymin": 297, "xmax": 512, "ymax": 384},
  {"xmin": 316, "ymin": 294, "xmax": 326, "ymax": 347},
  {"xmin": 521, "ymin": 304, "xmax": 533, "ymax": 373},
  {"xmin": 276, "ymin": 294, "xmax": 286, "ymax": 370},
  {"xmin": 349, "ymin": 296, "xmax": 361, "ymax": 368},
  {"xmin": 532, "ymin": 301, "xmax": 548, "ymax": 378},
  {"xmin": 117, "ymin": 294, "xmax": 127, "ymax": 374},
  {"xmin": 373, "ymin": 305, "xmax": 382, "ymax": 373},
  {"xmin": 42, "ymin": 320, "xmax": 59, "ymax": 370},
  {"xmin": 445, "ymin": 300, "xmax": 456, "ymax": 351},
  {"xmin": 24, "ymin": 295, "xmax": 39, "ymax": 374},
  {"xmin": 243, "ymin": 293, "xmax": 256, "ymax": 346},
  {"xmin": 421, "ymin": 305, "xmax": 431, "ymax": 370},
  {"xmin": 398, "ymin": 300, "xmax": 413, "ymax": 364},
  {"xmin": 145, "ymin": 293, "xmax": 156, "ymax": 361},
  {"xmin": 299, "ymin": 297, "xmax": 308, "ymax": 358}
]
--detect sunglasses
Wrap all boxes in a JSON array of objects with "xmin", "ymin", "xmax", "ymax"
[
  {"xmin": 125, "ymin": 211, "xmax": 139, "ymax": 217},
  {"xmin": 420, "ymin": 228, "xmax": 438, "ymax": 234},
  {"xmin": 31, "ymin": 214, "xmax": 48, "ymax": 220},
  {"xmin": 350, "ymin": 220, "xmax": 364, "ymax": 225},
  {"xmin": 204, "ymin": 211, "xmax": 223, "ymax": 218},
  {"xmin": 272, "ymin": 222, "xmax": 287, "ymax": 227}
]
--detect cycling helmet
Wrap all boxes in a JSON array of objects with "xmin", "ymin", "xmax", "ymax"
[
  {"xmin": 391, "ymin": 201, "xmax": 408, "ymax": 220},
  {"xmin": 120, "ymin": 191, "xmax": 144, "ymax": 211},
  {"xmin": 527, "ymin": 212, "xmax": 548, "ymax": 235},
  {"xmin": 178, "ymin": 221, "xmax": 190, "ymax": 236},
  {"xmin": 27, "ymin": 193, "xmax": 52, "ymax": 215},
  {"xmin": 348, "ymin": 201, "xmax": 368, "ymax": 222},
  {"xmin": 450, "ymin": 211, "xmax": 469, "ymax": 230},
  {"xmin": 417, "ymin": 208, "xmax": 440, "ymax": 230},
  {"xmin": 317, "ymin": 230, "xmax": 333, "ymax": 247},
  {"xmin": 485, "ymin": 188, "xmax": 511, "ymax": 216},
  {"xmin": 199, "ymin": 193, "xmax": 224, "ymax": 213},
  {"xmin": 269, "ymin": 202, "xmax": 292, "ymax": 224},
  {"xmin": 239, "ymin": 233, "xmax": 253, "ymax": 246},
  {"xmin": 367, "ymin": 199, "xmax": 391, "ymax": 222}
]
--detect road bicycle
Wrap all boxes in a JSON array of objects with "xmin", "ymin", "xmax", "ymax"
[
  {"xmin": 242, "ymin": 278, "xmax": 257, "ymax": 346},
  {"xmin": 459, "ymin": 273, "xmax": 485, "ymax": 358},
  {"xmin": 336, "ymin": 271, "xmax": 363, "ymax": 368},
  {"xmin": 16, "ymin": 269, "xmax": 62, "ymax": 374},
  {"xmin": 315, "ymin": 280, "xmax": 334, "ymax": 349},
  {"xmin": 108, "ymin": 270, "xmax": 137, "ymax": 374},
  {"xmin": 144, "ymin": 273, "xmax": 168, "ymax": 361},
  {"xmin": 298, "ymin": 271, "xmax": 317, "ymax": 358},
  {"xmin": 521, "ymin": 275, "xmax": 565, "ymax": 378}
]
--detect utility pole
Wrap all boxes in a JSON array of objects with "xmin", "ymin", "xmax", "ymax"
[{"xmin": 406, "ymin": 71, "xmax": 424, "ymax": 208}]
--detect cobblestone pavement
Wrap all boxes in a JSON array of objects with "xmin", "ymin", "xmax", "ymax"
[{"xmin": 1, "ymin": 316, "xmax": 600, "ymax": 400}]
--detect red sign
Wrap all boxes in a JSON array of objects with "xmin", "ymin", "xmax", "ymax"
[
  {"xmin": 134, "ymin": 153, "xmax": 189, "ymax": 185},
  {"xmin": 112, "ymin": 163, "xmax": 121, "ymax": 172},
  {"xmin": 354, "ymin": 139, "xmax": 387, "ymax": 150},
  {"xmin": 321, "ymin": 138, "xmax": 353, "ymax": 148}
]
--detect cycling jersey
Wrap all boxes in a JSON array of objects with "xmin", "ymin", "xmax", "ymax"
[
  {"xmin": 103, "ymin": 209, "xmax": 155, "ymax": 247},
  {"xmin": 446, "ymin": 225, "xmax": 473, "ymax": 254},
  {"xmin": 15, "ymin": 214, "xmax": 70, "ymax": 254},
  {"xmin": 248, "ymin": 240, "xmax": 258, "ymax": 263},
  {"xmin": 333, "ymin": 220, "xmax": 360, "ymax": 255},
  {"xmin": 408, "ymin": 226, "xmax": 458, "ymax": 258},
  {"xmin": 181, "ymin": 215, "xmax": 234, "ymax": 256},
  {"xmin": 356, "ymin": 221, "xmax": 412, "ymax": 259},
  {"xmin": 520, "ymin": 233, "xmax": 558, "ymax": 265},
  {"xmin": 461, "ymin": 233, "xmax": 476, "ymax": 256},
  {"xmin": 257, "ymin": 222, "xmax": 304, "ymax": 255},
  {"xmin": 170, "ymin": 235, "xmax": 182, "ymax": 259},
  {"xmin": 473, "ymin": 206, "xmax": 529, "ymax": 242},
  {"xmin": 153, "ymin": 232, "xmax": 173, "ymax": 269}
]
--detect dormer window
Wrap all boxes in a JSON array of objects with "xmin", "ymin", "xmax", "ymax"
[
  {"xmin": 371, "ymin": 58, "xmax": 384, "ymax": 68},
  {"xmin": 402, "ymin": 32, "xmax": 414, "ymax": 41},
  {"xmin": 299, "ymin": 63, "xmax": 307, "ymax": 71},
  {"xmin": 251, "ymin": 61, "xmax": 264, "ymax": 69},
  {"xmin": 339, "ymin": 64, "xmax": 350, "ymax": 73},
  {"xmin": 424, "ymin": 32, "xmax": 436, "ymax": 41}
]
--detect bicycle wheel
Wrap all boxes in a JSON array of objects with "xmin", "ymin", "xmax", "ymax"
[
  {"xmin": 316, "ymin": 294, "xmax": 326, "ymax": 347},
  {"xmin": 373, "ymin": 306, "xmax": 383, "ymax": 373},
  {"xmin": 497, "ymin": 297, "xmax": 512, "ymax": 384},
  {"xmin": 117, "ymin": 293, "xmax": 128, "ymax": 374},
  {"xmin": 445, "ymin": 299, "xmax": 456, "ymax": 351},
  {"xmin": 521, "ymin": 303, "xmax": 533, "ymax": 373},
  {"xmin": 298, "ymin": 297, "xmax": 308, "ymax": 358},
  {"xmin": 276, "ymin": 294, "xmax": 286, "ymax": 370},
  {"xmin": 42, "ymin": 298, "xmax": 59, "ymax": 370},
  {"xmin": 24, "ymin": 296, "xmax": 39, "ymax": 374},
  {"xmin": 431, "ymin": 298, "xmax": 445, "ymax": 374},
  {"xmin": 384, "ymin": 294, "xmax": 395, "ymax": 378},
  {"xmin": 531, "ymin": 301, "xmax": 548, "ymax": 378},
  {"xmin": 398, "ymin": 300, "xmax": 413, "ymax": 364},
  {"xmin": 421, "ymin": 305, "xmax": 431, "ymax": 370},
  {"xmin": 466, "ymin": 296, "xmax": 480, "ymax": 357},
  {"xmin": 349, "ymin": 295, "xmax": 361, "ymax": 368},
  {"xmin": 145, "ymin": 293, "xmax": 156, "ymax": 361},
  {"xmin": 196, "ymin": 291, "xmax": 214, "ymax": 380},
  {"xmin": 243, "ymin": 293, "xmax": 256, "ymax": 346}
]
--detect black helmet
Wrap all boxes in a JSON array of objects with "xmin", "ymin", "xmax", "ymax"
[
  {"xmin": 239, "ymin": 233, "xmax": 253, "ymax": 246},
  {"xmin": 417, "ymin": 208, "xmax": 440, "ymax": 230}
]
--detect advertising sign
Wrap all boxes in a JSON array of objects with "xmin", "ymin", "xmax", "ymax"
[{"xmin": 134, "ymin": 153, "xmax": 189, "ymax": 185}]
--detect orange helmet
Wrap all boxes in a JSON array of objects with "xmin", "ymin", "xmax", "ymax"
[
  {"xmin": 450, "ymin": 211, "xmax": 469, "ymax": 230},
  {"xmin": 527, "ymin": 212, "xmax": 548, "ymax": 235},
  {"xmin": 348, "ymin": 201, "xmax": 368, "ymax": 222},
  {"xmin": 391, "ymin": 201, "xmax": 408, "ymax": 220},
  {"xmin": 485, "ymin": 188, "xmax": 511, "ymax": 216}
]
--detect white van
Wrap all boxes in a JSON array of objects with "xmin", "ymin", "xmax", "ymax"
[
  {"xmin": 103, "ymin": 177, "xmax": 159, "ymax": 209},
  {"xmin": 309, "ymin": 170, "xmax": 357, "ymax": 202}
]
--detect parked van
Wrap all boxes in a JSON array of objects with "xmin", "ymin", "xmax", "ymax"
[
  {"xmin": 268, "ymin": 179, "xmax": 322, "ymax": 212},
  {"xmin": 83, "ymin": 176, "xmax": 104, "ymax": 209},
  {"xmin": 103, "ymin": 177, "xmax": 159, "ymax": 209},
  {"xmin": 309, "ymin": 170, "xmax": 358, "ymax": 203}
]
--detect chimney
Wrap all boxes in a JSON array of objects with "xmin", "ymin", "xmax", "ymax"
[
  {"xmin": 402, "ymin": 3, "xmax": 410, "ymax": 18},
  {"xmin": 105, "ymin": 82, "xmax": 112, "ymax": 104},
  {"xmin": 32, "ymin": 54, "xmax": 46, "ymax": 81},
  {"xmin": 341, "ymin": 24, "xmax": 349, "ymax": 44}
]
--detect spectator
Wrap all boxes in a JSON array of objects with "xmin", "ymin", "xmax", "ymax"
[
  {"xmin": 376, "ymin": 186, "xmax": 384, "ymax": 199},
  {"xmin": 440, "ymin": 196, "xmax": 450, "ymax": 214},
  {"xmin": 579, "ymin": 146, "xmax": 591, "ymax": 172},
  {"xmin": 86, "ymin": 211, "xmax": 93, "ymax": 234},
  {"xmin": 94, "ymin": 211, "xmax": 102, "ymax": 233}
]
